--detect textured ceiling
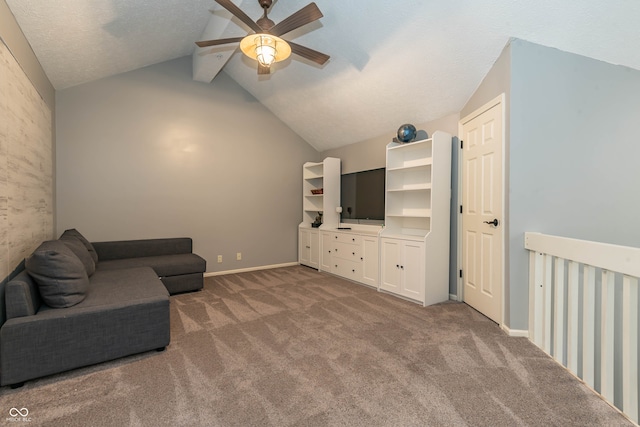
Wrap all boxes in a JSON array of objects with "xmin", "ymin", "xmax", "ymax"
[{"xmin": 7, "ymin": 0, "xmax": 640, "ymax": 151}]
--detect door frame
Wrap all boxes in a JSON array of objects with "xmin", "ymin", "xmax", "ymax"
[{"xmin": 456, "ymin": 93, "xmax": 507, "ymax": 326}]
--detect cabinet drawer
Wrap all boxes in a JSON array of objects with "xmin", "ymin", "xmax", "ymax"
[
  {"xmin": 332, "ymin": 242, "xmax": 362, "ymax": 261},
  {"xmin": 332, "ymin": 259, "xmax": 362, "ymax": 279},
  {"xmin": 332, "ymin": 232, "xmax": 362, "ymax": 245}
]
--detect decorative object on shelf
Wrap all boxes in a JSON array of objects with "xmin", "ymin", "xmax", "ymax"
[
  {"xmin": 311, "ymin": 188, "xmax": 323, "ymax": 195},
  {"xmin": 312, "ymin": 212, "xmax": 323, "ymax": 228},
  {"xmin": 395, "ymin": 123, "xmax": 417, "ymax": 143}
]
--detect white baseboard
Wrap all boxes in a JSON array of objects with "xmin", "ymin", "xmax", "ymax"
[
  {"xmin": 501, "ymin": 324, "xmax": 529, "ymax": 337},
  {"xmin": 204, "ymin": 262, "xmax": 299, "ymax": 277},
  {"xmin": 449, "ymin": 293, "xmax": 458, "ymax": 301}
]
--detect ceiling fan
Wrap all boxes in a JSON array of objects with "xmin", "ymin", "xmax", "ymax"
[{"xmin": 196, "ymin": 0, "xmax": 329, "ymax": 75}]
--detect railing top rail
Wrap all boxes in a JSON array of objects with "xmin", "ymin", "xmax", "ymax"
[{"xmin": 524, "ymin": 232, "xmax": 640, "ymax": 278}]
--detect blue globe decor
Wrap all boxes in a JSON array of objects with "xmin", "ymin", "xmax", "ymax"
[{"xmin": 397, "ymin": 123, "xmax": 417, "ymax": 143}]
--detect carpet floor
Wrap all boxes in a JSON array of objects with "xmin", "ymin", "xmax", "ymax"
[{"xmin": 0, "ymin": 266, "xmax": 632, "ymax": 426}]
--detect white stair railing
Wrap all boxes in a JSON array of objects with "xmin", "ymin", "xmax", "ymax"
[{"xmin": 525, "ymin": 232, "xmax": 639, "ymax": 424}]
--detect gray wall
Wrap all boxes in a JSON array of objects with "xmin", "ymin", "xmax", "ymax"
[
  {"xmin": 462, "ymin": 38, "xmax": 640, "ymax": 331},
  {"xmin": 322, "ymin": 113, "xmax": 461, "ymax": 295},
  {"xmin": 508, "ymin": 39, "xmax": 640, "ymax": 329},
  {"xmin": 323, "ymin": 114, "xmax": 459, "ymax": 174},
  {"xmin": 56, "ymin": 56, "xmax": 320, "ymax": 273}
]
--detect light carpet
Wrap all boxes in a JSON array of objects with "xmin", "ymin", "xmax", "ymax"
[{"xmin": 0, "ymin": 266, "xmax": 632, "ymax": 426}]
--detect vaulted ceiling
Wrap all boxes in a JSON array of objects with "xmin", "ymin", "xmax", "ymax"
[{"xmin": 6, "ymin": 0, "xmax": 640, "ymax": 151}]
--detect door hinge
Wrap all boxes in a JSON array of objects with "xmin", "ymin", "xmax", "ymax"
[
  {"xmin": 460, "ymin": 140, "xmax": 463, "ymax": 149},
  {"xmin": 459, "ymin": 205, "xmax": 463, "ymax": 214},
  {"xmin": 459, "ymin": 269, "xmax": 463, "ymax": 278}
]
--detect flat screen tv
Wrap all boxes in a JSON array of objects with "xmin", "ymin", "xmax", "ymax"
[{"xmin": 340, "ymin": 167, "xmax": 385, "ymax": 224}]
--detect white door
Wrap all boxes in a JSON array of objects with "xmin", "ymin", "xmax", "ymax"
[{"xmin": 460, "ymin": 96, "xmax": 504, "ymax": 324}]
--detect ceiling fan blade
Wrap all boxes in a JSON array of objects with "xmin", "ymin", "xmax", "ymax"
[
  {"xmin": 195, "ymin": 37, "xmax": 243, "ymax": 48},
  {"xmin": 257, "ymin": 64, "xmax": 271, "ymax": 75},
  {"xmin": 268, "ymin": 3, "xmax": 323, "ymax": 37},
  {"xmin": 215, "ymin": 0, "xmax": 262, "ymax": 34},
  {"xmin": 288, "ymin": 41, "xmax": 329, "ymax": 65}
]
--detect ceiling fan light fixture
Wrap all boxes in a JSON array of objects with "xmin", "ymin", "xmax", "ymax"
[
  {"xmin": 255, "ymin": 35, "xmax": 276, "ymax": 66},
  {"xmin": 240, "ymin": 33, "xmax": 291, "ymax": 67}
]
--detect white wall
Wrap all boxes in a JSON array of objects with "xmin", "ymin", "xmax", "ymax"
[{"xmin": 56, "ymin": 56, "xmax": 320, "ymax": 272}]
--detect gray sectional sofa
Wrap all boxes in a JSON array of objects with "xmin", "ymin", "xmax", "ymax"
[{"xmin": 0, "ymin": 230, "xmax": 206, "ymax": 388}]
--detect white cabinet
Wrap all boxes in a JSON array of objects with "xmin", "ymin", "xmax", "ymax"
[
  {"xmin": 299, "ymin": 157, "xmax": 340, "ymax": 269},
  {"xmin": 380, "ymin": 238, "xmax": 425, "ymax": 301},
  {"xmin": 299, "ymin": 228, "xmax": 319, "ymax": 269},
  {"xmin": 320, "ymin": 230, "xmax": 379, "ymax": 287},
  {"xmin": 380, "ymin": 131, "xmax": 452, "ymax": 306}
]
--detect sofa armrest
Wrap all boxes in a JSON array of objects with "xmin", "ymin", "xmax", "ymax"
[
  {"xmin": 92, "ymin": 238, "xmax": 193, "ymax": 261},
  {"xmin": 5, "ymin": 271, "xmax": 42, "ymax": 319}
]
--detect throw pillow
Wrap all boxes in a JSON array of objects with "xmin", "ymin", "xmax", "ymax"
[
  {"xmin": 60, "ymin": 229, "xmax": 98, "ymax": 263},
  {"xmin": 60, "ymin": 236, "xmax": 96, "ymax": 276},
  {"xmin": 26, "ymin": 240, "xmax": 90, "ymax": 308}
]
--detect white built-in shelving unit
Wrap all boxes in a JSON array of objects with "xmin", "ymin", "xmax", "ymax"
[
  {"xmin": 299, "ymin": 157, "xmax": 340, "ymax": 268},
  {"xmin": 380, "ymin": 131, "xmax": 452, "ymax": 305}
]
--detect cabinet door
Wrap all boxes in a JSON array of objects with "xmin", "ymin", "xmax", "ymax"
[
  {"xmin": 309, "ymin": 230, "xmax": 319, "ymax": 269},
  {"xmin": 401, "ymin": 241, "xmax": 425, "ymax": 301},
  {"xmin": 361, "ymin": 236, "xmax": 379, "ymax": 287},
  {"xmin": 320, "ymin": 232, "xmax": 333, "ymax": 272},
  {"xmin": 380, "ymin": 238, "xmax": 401, "ymax": 293},
  {"xmin": 299, "ymin": 229, "xmax": 311, "ymax": 266}
]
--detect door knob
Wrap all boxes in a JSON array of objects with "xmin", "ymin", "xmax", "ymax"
[{"xmin": 483, "ymin": 218, "xmax": 499, "ymax": 227}]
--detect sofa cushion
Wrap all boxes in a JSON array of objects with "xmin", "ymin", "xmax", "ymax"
[
  {"xmin": 26, "ymin": 240, "xmax": 90, "ymax": 308},
  {"xmin": 60, "ymin": 229, "xmax": 99, "ymax": 264},
  {"xmin": 37, "ymin": 267, "xmax": 169, "ymax": 314},
  {"xmin": 60, "ymin": 236, "xmax": 96, "ymax": 276},
  {"xmin": 97, "ymin": 253, "xmax": 206, "ymax": 278}
]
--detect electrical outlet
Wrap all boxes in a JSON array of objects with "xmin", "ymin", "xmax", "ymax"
[
  {"xmin": 236, "ymin": 252, "xmax": 242, "ymax": 261},
  {"xmin": 217, "ymin": 255, "xmax": 222, "ymax": 263}
]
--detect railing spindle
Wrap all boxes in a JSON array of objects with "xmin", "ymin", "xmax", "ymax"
[
  {"xmin": 622, "ymin": 275, "xmax": 639, "ymax": 423},
  {"xmin": 566, "ymin": 261, "xmax": 579, "ymax": 375},
  {"xmin": 554, "ymin": 257, "xmax": 565, "ymax": 364},
  {"xmin": 543, "ymin": 254, "xmax": 553, "ymax": 354},
  {"xmin": 600, "ymin": 270, "xmax": 615, "ymax": 403},
  {"xmin": 583, "ymin": 265, "xmax": 596, "ymax": 389}
]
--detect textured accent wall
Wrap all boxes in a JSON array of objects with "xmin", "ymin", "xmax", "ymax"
[{"xmin": 0, "ymin": 41, "xmax": 53, "ymax": 280}]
